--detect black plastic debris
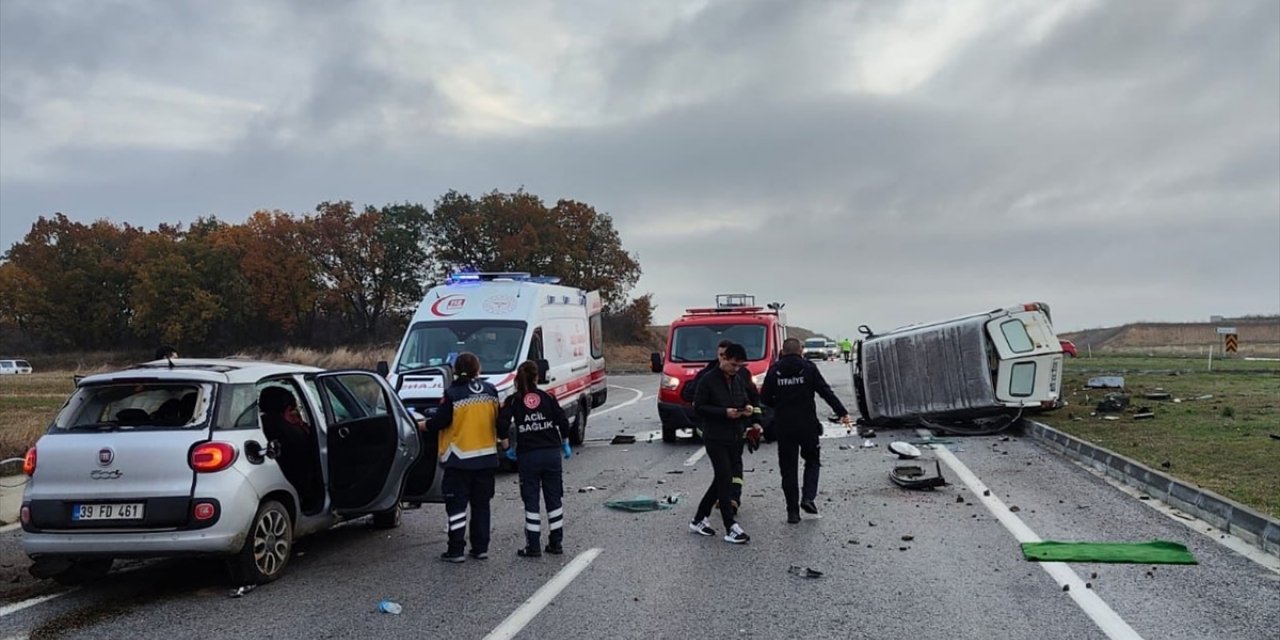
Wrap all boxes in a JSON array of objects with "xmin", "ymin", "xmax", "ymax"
[
  {"xmin": 1096, "ymin": 393, "xmax": 1130, "ymax": 413},
  {"xmin": 890, "ymin": 461, "xmax": 947, "ymax": 489},
  {"xmin": 611, "ymin": 434, "xmax": 636, "ymax": 445},
  {"xmin": 788, "ymin": 566, "xmax": 824, "ymax": 578}
]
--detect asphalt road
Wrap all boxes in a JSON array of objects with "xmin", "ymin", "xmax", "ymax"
[{"xmin": 0, "ymin": 363, "xmax": 1277, "ymax": 639}]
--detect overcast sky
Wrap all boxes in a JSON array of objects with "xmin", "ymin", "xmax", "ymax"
[{"xmin": 1, "ymin": 0, "xmax": 1277, "ymax": 337}]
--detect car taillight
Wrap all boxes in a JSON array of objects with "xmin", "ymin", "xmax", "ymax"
[
  {"xmin": 193, "ymin": 501, "xmax": 218, "ymax": 521},
  {"xmin": 22, "ymin": 447, "xmax": 36, "ymax": 476},
  {"xmin": 190, "ymin": 442, "xmax": 237, "ymax": 473}
]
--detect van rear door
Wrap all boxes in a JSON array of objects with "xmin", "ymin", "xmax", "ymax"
[{"xmin": 986, "ymin": 310, "xmax": 1063, "ymax": 405}]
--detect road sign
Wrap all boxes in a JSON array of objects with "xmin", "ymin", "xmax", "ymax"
[
  {"xmin": 1224, "ymin": 333, "xmax": 1238, "ymax": 354},
  {"xmin": 1216, "ymin": 327, "xmax": 1237, "ymax": 335}
]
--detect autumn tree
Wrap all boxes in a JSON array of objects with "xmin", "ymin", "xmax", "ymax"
[
  {"xmin": 1, "ymin": 214, "xmax": 141, "ymax": 350},
  {"xmin": 212, "ymin": 211, "xmax": 320, "ymax": 342},
  {"xmin": 305, "ymin": 201, "xmax": 433, "ymax": 340},
  {"xmin": 426, "ymin": 190, "xmax": 642, "ymax": 310}
]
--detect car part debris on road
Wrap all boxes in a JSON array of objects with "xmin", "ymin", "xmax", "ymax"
[
  {"xmin": 890, "ymin": 461, "xmax": 947, "ymax": 489},
  {"xmin": 788, "ymin": 566, "xmax": 824, "ymax": 578},
  {"xmin": 379, "ymin": 600, "xmax": 403, "ymax": 614},
  {"xmin": 888, "ymin": 442, "xmax": 921, "ymax": 459},
  {"xmin": 230, "ymin": 585, "xmax": 257, "ymax": 598}
]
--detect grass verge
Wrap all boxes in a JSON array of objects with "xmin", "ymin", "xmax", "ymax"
[{"xmin": 1036, "ymin": 354, "xmax": 1280, "ymax": 518}]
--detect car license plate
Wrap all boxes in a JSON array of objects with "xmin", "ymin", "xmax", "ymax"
[{"xmin": 71, "ymin": 503, "xmax": 145, "ymax": 521}]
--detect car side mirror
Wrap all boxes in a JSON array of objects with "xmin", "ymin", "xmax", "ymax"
[
  {"xmin": 376, "ymin": 360, "xmax": 390, "ymax": 377},
  {"xmin": 537, "ymin": 359, "xmax": 551, "ymax": 384},
  {"xmin": 650, "ymin": 353, "xmax": 663, "ymax": 373},
  {"xmin": 858, "ymin": 325, "xmax": 874, "ymax": 337}
]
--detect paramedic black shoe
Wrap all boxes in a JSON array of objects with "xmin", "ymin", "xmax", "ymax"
[
  {"xmin": 517, "ymin": 547, "xmax": 542, "ymax": 558},
  {"xmin": 787, "ymin": 510, "xmax": 801, "ymax": 524},
  {"xmin": 800, "ymin": 500, "xmax": 819, "ymax": 515},
  {"xmin": 689, "ymin": 518, "xmax": 716, "ymax": 537},
  {"xmin": 544, "ymin": 543, "xmax": 564, "ymax": 555},
  {"xmin": 723, "ymin": 523, "xmax": 750, "ymax": 544},
  {"xmin": 440, "ymin": 551, "xmax": 466, "ymax": 563},
  {"xmin": 469, "ymin": 550, "xmax": 489, "ymax": 560}
]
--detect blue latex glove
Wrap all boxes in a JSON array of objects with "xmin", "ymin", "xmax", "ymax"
[
  {"xmin": 561, "ymin": 441, "xmax": 572, "ymax": 460},
  {"xmin": 505, "ymin": 447, "xmax": 517, "ymax": 461}
]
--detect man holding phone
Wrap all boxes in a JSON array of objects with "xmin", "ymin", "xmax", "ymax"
[{"xmin": 688, "ymin": 343, "xmax": 754, "ymax": 544}]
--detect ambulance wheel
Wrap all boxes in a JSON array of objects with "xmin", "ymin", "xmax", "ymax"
[{"xmin": 569, "ymin": 402, "xmax": 587, "ymax": 446}]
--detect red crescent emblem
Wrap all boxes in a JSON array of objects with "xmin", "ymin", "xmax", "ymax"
[
  {"xmin": 523, "ymin": 393, "xmax": 541, "ymax": 410},
  {"xmin": 430, "ymin": 295, "xmax": 465, "ymax": 316}
]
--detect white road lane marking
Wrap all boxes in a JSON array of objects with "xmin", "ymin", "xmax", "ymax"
[
  {"xmin": 484, "ymin": 548, "xmax": 602, "ymax": 640},
  {"xmin": 0, "ymin": 591, "xmax": 72, "ymax": 618},
  {"xmin": 923, "ymin": 433, "xmax": 1145, "ymax": 640},
  {"xmin": 589, "ymin": 385, "xmax": 646, "ymax": 418},
  {"xmin": 683, "ymin": 447, "xmax": 707, "ymax": 466}
]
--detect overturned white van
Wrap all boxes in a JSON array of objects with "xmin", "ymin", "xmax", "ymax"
[
  {"xmin": 383, "ymin": 272, "xmax": 606, "ymax": 445},
  {"xmin": 851, "ymin": 302, "xmax": 1065, "ymax": 434}
]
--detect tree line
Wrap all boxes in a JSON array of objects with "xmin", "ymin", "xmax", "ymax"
[{"xmin": 0, "ymin": 190, "xmax": 653, "ymax": 354}]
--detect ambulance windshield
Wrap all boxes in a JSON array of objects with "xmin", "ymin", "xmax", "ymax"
[{"xmin": 396, "ymin": 320, "xmax": 528, "ymax": 374}]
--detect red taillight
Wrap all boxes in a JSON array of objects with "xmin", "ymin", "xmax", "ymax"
[
  {"xmin": 20, "ymin": 506, "xmax": 30, "ymax": 524},
  {"xmin": 22, "ymin": 447, "xmax": 36, "ymax": 476},
  {"xmin": 1023, "ymin": 303, "xmax": 1041, "ymax": 312},
  {"xmin": 193, "ymin": 501, "xmax": 217, "ymax": 521},
  {"xmin": 190, "ymin": 442, "xmax": 237, "ymax": 473}
]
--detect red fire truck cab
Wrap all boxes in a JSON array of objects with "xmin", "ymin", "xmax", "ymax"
[{"xmin": 649, "ymin": 294, "xmax": 787, "ymax": 443}]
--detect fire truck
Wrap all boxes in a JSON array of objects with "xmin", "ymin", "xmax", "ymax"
[{"xmin": 649, "ymin": 294, "xmax": 787, "ymax": 443}]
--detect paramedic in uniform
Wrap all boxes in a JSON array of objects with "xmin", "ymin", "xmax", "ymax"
[
  {"xmin": 761, "ymin": 338, "xmax": 851, "ymax": 524},
  {"xmin": 425, "ymin": 352, "xmax": 505, "ymax": 562},
  {"xmin": 499, "ymin": 361, "xmax": 573, "ymax": 557}
]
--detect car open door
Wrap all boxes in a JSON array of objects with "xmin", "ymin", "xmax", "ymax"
[{"xmin": 313, "ymin": 371, "xmax": 418, "ymax": 515}]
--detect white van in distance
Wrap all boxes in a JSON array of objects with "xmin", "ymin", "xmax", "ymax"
[{"xmin": 382, "ymin": 272, "xmax": 606, "ymax": 445}]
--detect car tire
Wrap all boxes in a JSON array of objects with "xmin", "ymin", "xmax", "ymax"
[
  {"xmin": 371, "ymin": 501, "xmax": 403, "ymax": 529},
  {"xmin": 661, "ymin": 421, "xmax": 677, "ymax": 444},
  {"xmin": 227, "ymin": 500, "xmax": 293, "ymax": 585},
  {"xmin": 51, "ymin": 558, "xmax": 113, "ymax": 586}
]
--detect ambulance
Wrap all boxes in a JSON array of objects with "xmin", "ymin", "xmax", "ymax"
[
  {"xmin": 649, "ymin": 294, "xmax": 787, "ymax": 443},
  {"xmin": 382, "ymin": 272, "xmax": 607, "ymax": 447}
]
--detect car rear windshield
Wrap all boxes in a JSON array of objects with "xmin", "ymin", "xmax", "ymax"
[
  {"xmin": 671, "ymin": 324, "xmax": 768, "ymax": 362},
  {"xmin": 804, "ymin": 339, "xmax": 826, "ymax": 348},
  {"xmin": 51, "ymin": 382, "xmax": 214, "ymax": 432}
]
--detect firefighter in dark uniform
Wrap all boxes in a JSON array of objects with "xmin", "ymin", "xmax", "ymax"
[
  {"xmin": 499, "ymin": 361, "xmax": 573, "ymax": 557},
  {"xmin": 425, "ymin": 352, "xmax": 504, "ymax": 562},
  {"xmin": 689, "ymin": 343, "xmax": 754, "ymax": 544},
  {"xmin": 761, "ymin": 338, "xmax": 851, "ymax": 524}
]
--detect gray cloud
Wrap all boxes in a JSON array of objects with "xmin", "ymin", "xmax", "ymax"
[{"xmin": 2, "ymin": 0, "xmax": 1276, "ymax": 338}]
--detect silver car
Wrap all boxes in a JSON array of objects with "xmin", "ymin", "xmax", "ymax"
[{"xmin": 21, "ymin": 359, "xmax": 441, "ymax": 585}]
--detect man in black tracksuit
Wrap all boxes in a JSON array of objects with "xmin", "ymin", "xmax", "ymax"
[
  {"xmin": 761, "ymin": 338, "xmax": 851, "ymax": 524},
  {"xmin": 681, "ymin": 340, "xmax": 761, "ymax": 510},
  {"xmin": 689, "ymin": 343, "xmax": 754, "ymax": 544}
]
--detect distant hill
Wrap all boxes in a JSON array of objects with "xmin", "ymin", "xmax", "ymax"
[{"xmin": 1060, "ymin": 316, "xmax": 1280, "ymax": 357}]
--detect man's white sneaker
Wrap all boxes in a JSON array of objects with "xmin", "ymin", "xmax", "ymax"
[
  {"xmin": 723, "ymin": 523, "xmax": 750, "ymax": 544},
  {"xmin": 689, "ymin": 518, "xmax": 716, "ymax": 536}
]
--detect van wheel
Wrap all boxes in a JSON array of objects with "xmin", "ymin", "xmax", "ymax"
[
  {"xmin": 50, "ymin": 558, "xmax": 113, "ymax": 586},
  {"xmin": 371, "ymin": 502, "xmax": 402, "ymax": 529},
  {"xmin": 569, "ymin": 402, "xmax": 587, "ymax": 446},
  {"xmin": 227, "ymin": 500, "xmax": 292, "ymax": 585}
]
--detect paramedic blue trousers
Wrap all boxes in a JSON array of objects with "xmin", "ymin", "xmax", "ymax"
[
  {"xmin": 518, "ymin": 447, "xmax": 564, "ymax": 549},
  {"xmin": 777, "ymin": 429, "xmax": 821, "ymax": 511},
  {"xmin": 443, "ymin": 467, "xmax": 495, "ymax": 555}
]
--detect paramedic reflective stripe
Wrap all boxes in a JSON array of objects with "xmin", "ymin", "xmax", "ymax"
[
  {"xmin": 548, "ymin": 507, "xmax": 564, "ymax": 531},
  {"xmin": 525, "ymin": 512, "xmax": 542, "ymax": 532},
  {"xmin": 448, "ymin": 511, "xmax": 467, "ymax": 531}
]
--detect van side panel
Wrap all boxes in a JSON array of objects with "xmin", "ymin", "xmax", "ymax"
[{"xmin": 861, "ymin": 318, "xmax": 997, "ymax": 421}]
